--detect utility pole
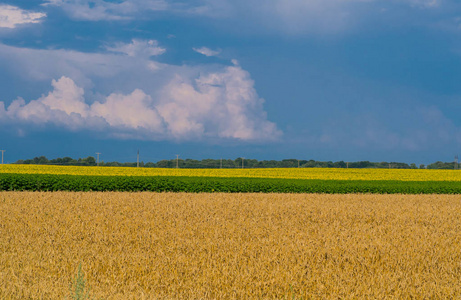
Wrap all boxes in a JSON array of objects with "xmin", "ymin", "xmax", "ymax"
[
  {"xmin": 176, "ymin": 154, "xmax": 180, "ymax": 168},
  {"xmin": 346, "ymin": 162, "xmax": 349, "ymax": 169},
  {"xmin": 137, "ymin": 150, "xmax": 139, "ymax": 168},
  {"xmin": 95, "ymin": 152, "xmax": 101, "ymax": 166},
  {"xmin": 298, "ymin": 160, "xmax": 300, "ymax": 168},
  {"xmin": 0, "ymin": 150, "xmax": 4, "ymax": 164},
  {"xmin": 220, "ymin": 158, "xmax": 222, "ymax": 169},
  {"xmin": 455, "ymin": 155, "xmax": 459, "ymax": 170},
  {"xmin": 242, "ymin": 157, "xmax": 244, "ymax": 169}
]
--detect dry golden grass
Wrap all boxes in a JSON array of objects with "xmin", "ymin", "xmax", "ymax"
[{"xmin": 0, "ymin": 192, "xmax": 460, "ymax": 299}]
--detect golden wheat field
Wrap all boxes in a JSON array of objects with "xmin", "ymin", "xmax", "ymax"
[
  {"xmin": 2, "ymin": 164, "xmax": 461, "ymax": 181},
  {"xmin": 1, "ymin": 192, "xmax": 460, "ymax": 299}
]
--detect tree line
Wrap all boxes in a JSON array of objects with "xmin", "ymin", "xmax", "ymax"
[{"xmin": 13, "ymin": 156, "xmax": 461, "ymax": 169}]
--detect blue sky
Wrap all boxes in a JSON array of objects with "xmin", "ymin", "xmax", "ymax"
[{"xmin": 0, "ymin": 0, "xmax": 460, "ymax": 164}]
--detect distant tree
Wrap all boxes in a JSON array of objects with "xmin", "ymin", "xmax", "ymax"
[
  {"xmin": 376, "ymin": 162, "xmax": 388, "ymax": 168},
  {"xmin": 82, "ymin": 156, "xmax": 96, "ymax": 166},
  {"xmin": 281, "ymin": 159, "xmax": 297, "ymax": 168},
  {"xmin": 156, "ymin": 160, "xmax": 167, "ymax": 168},
  {"xmin": 51, "ymin": 158, "xmax": 62, "ymax": 164},
  {"xmin": 33, "ymin": 156, "xmax": 49, "ymax": 164},
  {"xmin": 303, "ymin": 160, "xmax": 316, "ymax": 168},
  {"xmin": 225, "ymin": 159, "xmax": 238, "ymax": 168},
  {"xmin": 349, "ymin": 161, "xmax": 373, "ymax": 168},
  {"xmin": 390, "ymin": 162, "xmax": 410, "ymax": 169},
  {"xmin": 260, "ymin": 160, "xmax": 279, "ymax": 168},
  {"xmin": 184, "ymin": 159, "xmax": 200, "ymax": 168},
  {"xmin": 202, "ymin": 159, "xmax": 219, "ymax": 168},
  {"xmin": 334, "ymin": 161, "xmax": 347, "ymax": 168},
  {"xmin": 62, "ymin": 157, "xmax": 76, "ymax": 164},
  {"xmin": 245, "ymin": 159, "xmax": 259, "ymax": 168},
  {"xmin": 427, "ymin": 161, "xmax": 453, "ymax": 169},
  {"xmin": 12, "ymin": 155, "xmax": 445, "ymax": 170}
]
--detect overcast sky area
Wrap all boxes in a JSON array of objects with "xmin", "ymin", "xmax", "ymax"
[{"xmin": 0, "ymin": 0, "xmax": 460, "ymax": 164}]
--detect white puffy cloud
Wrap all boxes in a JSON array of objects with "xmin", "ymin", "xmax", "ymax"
[
  {"xmin": 91, "ymin": 89, "xmax": 164, "ymax": 132},
  {"xmin": 40, "ymin": 77, "xmax": 88, "ymax": 117},
  {"xmin": 158, "ymin": 62, "xmax": 280, "ymax": 140},
  {"xmin": 5, "ymin": 77, "xmax": 93, "ymax": 130},
  {"xmin": 193, "ymin": 47, "xmax": 221, "ymax": 57},
  {"xmin": 106, "ymin": 39, "xmax": 166, "ymax": 58},
  {"xmin": 0, "ymin": 66, "xmax": 281, "ymax": 141},
  {"xmin": 0, "ymin": 5, "xmax": 46, "ymax": 28},
  {"xmin": 3, "ymin": 77, "xmax": 163, "ymax": 133}
]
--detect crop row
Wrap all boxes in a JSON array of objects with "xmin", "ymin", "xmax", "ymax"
[{"xmin": 1, "ymin": 173, "xmax": 461, "ymax": 193}]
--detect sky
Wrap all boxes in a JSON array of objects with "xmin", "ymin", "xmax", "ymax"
[{"xmin": 0, "ymin": 0, "xmax": 460, "ymax": 164}]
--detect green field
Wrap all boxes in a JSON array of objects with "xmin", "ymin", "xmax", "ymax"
[{"xmin": 1, "ymin": 173, "xmax": 461, "ymax": 194}]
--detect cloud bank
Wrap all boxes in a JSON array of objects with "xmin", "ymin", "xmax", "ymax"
[
  {"xmin": 40, "ymin": 0, "xmax": 450, "ymax": 34},
  {"xmin": 0, "ymin": 62, "xmax": 281, "ymax": 141},
  {"xmin": 42, "ymin": 0, "xmax": 168, "ymax": 21},
  {"xmin": 0, "ymin": 5, "xmax": 46, "ymax": 28}
]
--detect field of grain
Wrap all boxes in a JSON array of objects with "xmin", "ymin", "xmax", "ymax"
[
  {"xmin": 1, "ymin": 192, "xmax": 460, "ymax": 299},
  {"xmin": 2, "ymin": 164, "xmax": 461, "ymax": 181}
]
